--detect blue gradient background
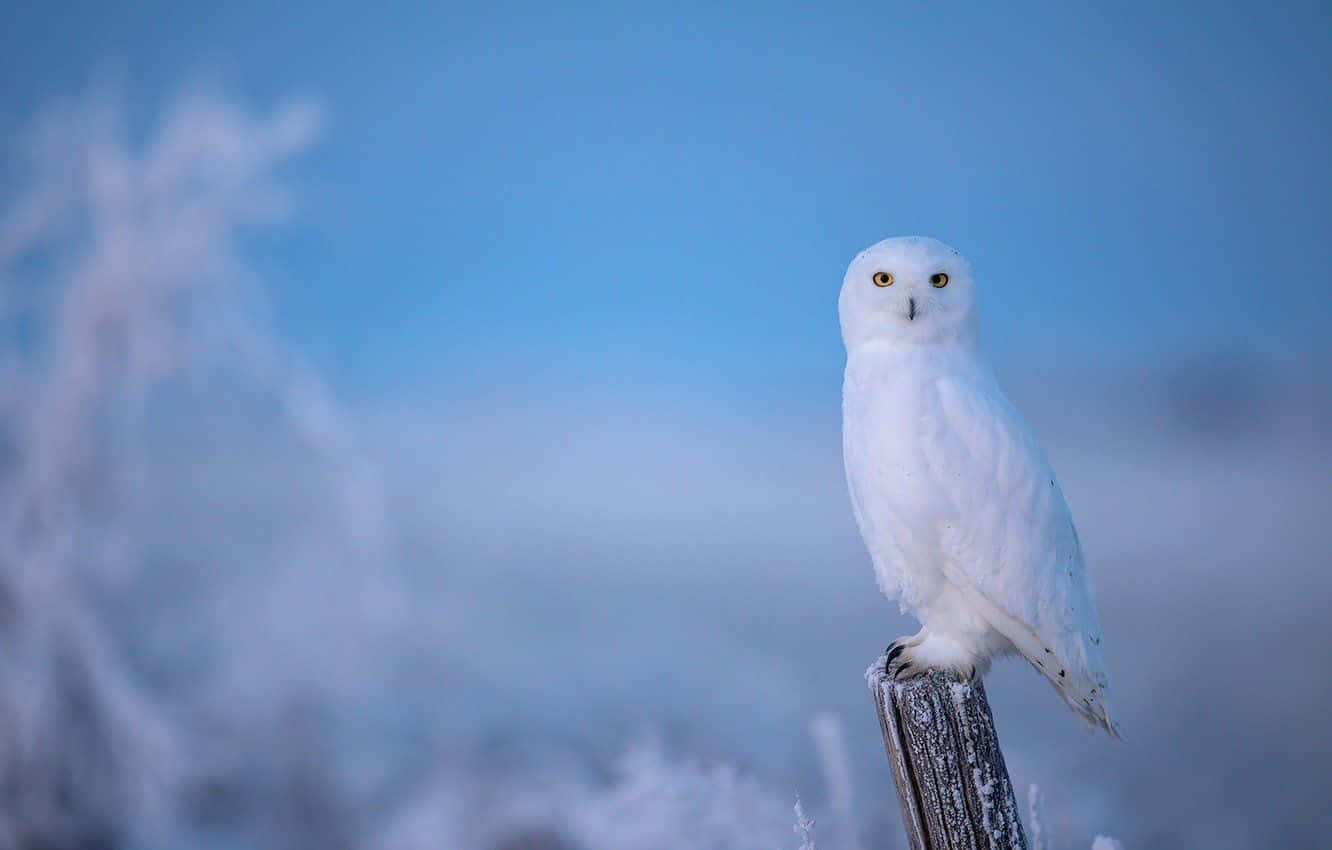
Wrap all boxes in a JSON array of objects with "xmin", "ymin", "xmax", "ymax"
[{"xmin": 8, "ymin": 1, "xmax": 1328, "ymax": 390}]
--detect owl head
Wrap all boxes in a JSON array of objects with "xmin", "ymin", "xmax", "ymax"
[{"xmin": 839, "ymin": 236, "xmax": 978, "ymax": 351}]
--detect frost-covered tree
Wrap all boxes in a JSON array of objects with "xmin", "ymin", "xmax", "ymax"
[{"xmin": 0, "ymin": 85, "xmax": 367, "ymax": 848}]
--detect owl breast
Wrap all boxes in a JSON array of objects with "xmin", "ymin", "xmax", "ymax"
[{"xmin": 842, "ymin": 346, "xmax": 970, "ymax": 612}]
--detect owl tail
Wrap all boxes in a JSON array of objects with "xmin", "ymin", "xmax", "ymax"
[
  {"xmin": 946, "ymin": 569, "xmax": 1123, "ymax": 739},
  {"xmin": 1045, "ymin": 670, "xmax": 1123, "ymax": 740},
  {"xmin": 1024, "ymin": 635, "xmax": 1123, "ymax": 739}
]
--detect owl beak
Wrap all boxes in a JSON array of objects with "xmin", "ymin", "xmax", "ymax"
[{"xmin": 907, "ymin": 297, "xmax": 917, "ymax": 321}]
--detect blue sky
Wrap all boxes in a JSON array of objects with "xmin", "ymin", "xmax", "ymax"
[{"xmin": 6, "ymin": 0, "xmax": 1329, "ymax": 398}]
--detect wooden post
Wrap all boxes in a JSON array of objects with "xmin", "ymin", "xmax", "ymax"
[{"xmin": 868, "ymin": 655, "xmax": 1028, "ymax": 850}]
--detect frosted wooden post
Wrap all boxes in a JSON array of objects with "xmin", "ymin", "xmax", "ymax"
[{"xmin": 868, "ymin": 655, "xmax": 1028, "ymax": 850}]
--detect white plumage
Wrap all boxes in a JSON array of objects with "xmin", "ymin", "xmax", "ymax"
[{"xmin": 840, "ymin": 236, "xmax": 1119, "ymax": 736}]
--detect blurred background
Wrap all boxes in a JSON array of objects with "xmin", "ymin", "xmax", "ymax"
[{"xmin": 1, "ymin": 1, "xmax": 1328, "ymax": 848}]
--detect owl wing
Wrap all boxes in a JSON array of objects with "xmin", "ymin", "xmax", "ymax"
[{"xmin": 922, "ymin": 372, "xmax": 1119, "ymax": 735}]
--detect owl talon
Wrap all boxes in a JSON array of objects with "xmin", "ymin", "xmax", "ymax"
[{"xmin": 885, "ymin": 631, "xmax": 984, "ymax": 681}]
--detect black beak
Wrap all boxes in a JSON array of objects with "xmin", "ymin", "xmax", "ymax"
[{"xmin": 907, "ymin": 297, "xmax": 916, "ymax": 321}]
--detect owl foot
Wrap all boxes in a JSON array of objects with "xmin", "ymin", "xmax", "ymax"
[
  {"xmin": 885, "ymin": 631, "xmax": 979, "ymax": 681},
  {"xmin": 884, "ymin": 632, "xmax": 927, "ymax": 678}
]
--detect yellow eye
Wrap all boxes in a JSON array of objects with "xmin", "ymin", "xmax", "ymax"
[
  {"xmin": 872, "ymin": 271, "xmax": 894, "ymax": 287},
  {"xmin": 930, "ymin": 272, "xmax": 949, "ymax": 288}
]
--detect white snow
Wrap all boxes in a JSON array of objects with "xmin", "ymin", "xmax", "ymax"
[
  {"xmin": 793, "ymin": 795, "xmax": 818, "ymax": 850},
  {"xmin": 1028, "ymin": 784, "xmax": 1049, "ymax": 850},
  {"xmin": 811, "ymin": 713, "xmax": 862, "ymax": 850}
]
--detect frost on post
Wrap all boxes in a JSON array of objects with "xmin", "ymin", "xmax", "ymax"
[{"xmin": 868, "ymin": 656, "xmax": 1028, "ymax": 850}]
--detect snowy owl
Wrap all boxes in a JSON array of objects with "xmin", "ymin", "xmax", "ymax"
[{"xmin": 840, "ymin": 236, "xmax": 1119, "ymax": 735}]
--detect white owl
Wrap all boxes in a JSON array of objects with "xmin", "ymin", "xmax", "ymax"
[{"xmin": 840, "ymin": 236, "xmax": 1119, "ymax": 736}]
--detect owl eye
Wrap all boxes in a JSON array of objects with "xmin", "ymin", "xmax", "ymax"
[
  {"xmin": 872, "ymin": 271, "xmax": 894, "ymax": 287},
  {"xmin": 930, "ymin": 272, "xmax": 949, "ymax": 288}
]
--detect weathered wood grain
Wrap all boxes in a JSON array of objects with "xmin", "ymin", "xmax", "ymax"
[{"xmin": 868, "ymin": 656, "xmax": 1028, "ymax": 850}]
